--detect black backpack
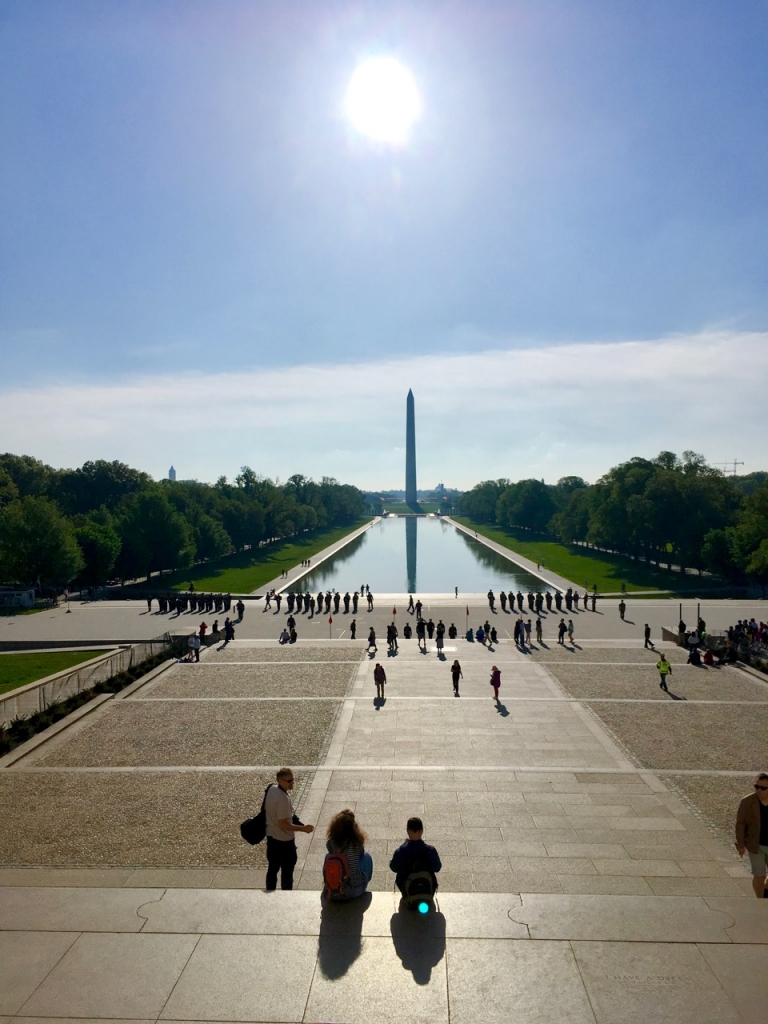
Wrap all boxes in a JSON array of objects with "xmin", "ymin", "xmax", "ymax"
[{"xmin": 240, "ymin": 784, "xmax": 271, "ymax": 845}]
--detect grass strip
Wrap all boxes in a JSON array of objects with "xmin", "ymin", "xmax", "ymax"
[
  {"xmin": 0, "ymin": 642, "xmax": 184, "ymax": 756},
  {"xmin": 134, "ymin": 520, "xmax": 371, "ymax": 593},
  {"xmin": 453, "ymin": 518, "xmax": 726, "ymax": 595},
  {"xmin": 0, "ymin": 650, "xmax": 107, "ymax": 695}
]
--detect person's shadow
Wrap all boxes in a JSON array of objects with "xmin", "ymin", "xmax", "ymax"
[
  {"xmin": 317, "ymin": 892, "xmax": 372, "ymax": 980},
  {"xmin": 389, "ymin": 904, "xmax": 446, "ymax": 985},
  {"xmin": 495, "ymin": 699, "xmax": 510, "ymax": 717}
]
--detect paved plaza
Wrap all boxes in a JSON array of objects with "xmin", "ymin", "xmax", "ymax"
[
  {"xmin": 1, "ymin": 526, "xmax": 766, "ymax": 1022},
  {"xmin": 1, "ymin": 626, "xmax": 766, "ymax": 1022}
]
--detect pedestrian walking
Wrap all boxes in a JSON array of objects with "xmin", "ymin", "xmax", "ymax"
[
  {"xmin": 367, "ymin": 628, "xmax": 377, "ymax": 653},
  {"xmin": 567, "ymin": 619, "xmax": 574, "ymax": 644},
  {"xmin": 390, "ymin": 621, "xmax": 399, "ymax": 651},
  {"xmin": 450, "ymin": 659, "xmax": 463, "ymax": 696},
  {"xmin": 187, "ymin": 632, "xmax": 201, "ymax": 662},
  {"xmin": 734, "ymin": 773, "xmax": 768, "ymax": 898},
  {"xmin": 558, "ymin": 618, "xmax": 567, "ymax": 645},
  {"xmin": 618, "ymin": 599, "xmax": 626, "ymax": 621},
  {"xmin": 535, "ymin": 617, "xmax": 543, "ymax": 645},
  {"xmin": 264, "ymin": 768, "xmax": 315, "ymax": 891},
  {"xmin": 686, "ymin": 630, "xmax": 700, "ymax": 663},
  {"xmin": 490, "ymin": 665, "xmax": 501, "ymax": 700},
  {"xmin": 408, "ymin": 594, "xmax": 415, "ymax": 613},
  {"xmin": 237, "ymin": 599, "xmax": 245, "ymax": 620},
  {"xmin": 350, "ymin": 619, "xmax": 357, "ymax": 640},
  {"xmin": 146, "ymin": 596, "xmax": 152, "ymax": 612},
  {"xmin": 525, "ymin": 619, "xmax": 532, "ymax": 644},
  {"xmin": 373, "ymin": 663, "xmax": 386, "ymax": 700},
  {"xmin": 644, "ymin": 624, "xmax": 654, "ymax": 649},
  {"xmin": 656, "ymin": 653, "xmax": 672, "ymax": 691}
]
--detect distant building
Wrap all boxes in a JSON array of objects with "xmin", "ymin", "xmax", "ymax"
[
  {"xmin": 169, "ymin": 466, "xmax": 177, "ymax": 481},
  {"xmin": 0, "ymin": 587, "xmax": 35, "ymax": 608}
]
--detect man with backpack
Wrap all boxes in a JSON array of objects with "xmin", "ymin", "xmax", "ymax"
[
  {"xmin": 264, "ymin": 768, "xmax": 314, "ymax": 891},
  {"xmin": 389, "ymin": 817, "xmax": 442, "ymax": 905}
]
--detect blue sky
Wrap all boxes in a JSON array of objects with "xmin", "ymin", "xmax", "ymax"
[{"xmin": 1, "ymin": 1, "xmax": 766, "ymax": 487}]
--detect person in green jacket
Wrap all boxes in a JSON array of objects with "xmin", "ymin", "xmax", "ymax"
[{"xmin": 656, "ymin": 653, "xmax": 672, "ymax": 692}]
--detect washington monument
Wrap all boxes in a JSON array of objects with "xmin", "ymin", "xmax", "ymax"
[{"xmin": 405, "ymin": 389, "xmax": 417, "ymax": 507}]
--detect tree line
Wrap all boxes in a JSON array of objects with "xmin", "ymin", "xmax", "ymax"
[
  {"xmin": 457, "ymin": 452, "xmax": 768, "ymax": 586},
  {"xmin": 0, "ymin": 454, "xmax": 366, "ymax": 589}
]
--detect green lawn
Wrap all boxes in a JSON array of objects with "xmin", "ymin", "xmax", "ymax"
[
  {"xmin": 0, "ymin": 604, "xmax": 47, "ymax": 617},
  {"xmin": 137, "ymin": 521, "xmax": 371, "ymax": 594},
  {"xmin": 0, "ymin": 650, "xmax": 107, "ymax": 695},
  {"xmin": 453, "ymin": 518, "xmax": 728, "ymax": 595}
]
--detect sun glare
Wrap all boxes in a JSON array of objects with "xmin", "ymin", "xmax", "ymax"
[{"xmin": 345, "ymin": 57, "xmax": 422, "ymax": 145}]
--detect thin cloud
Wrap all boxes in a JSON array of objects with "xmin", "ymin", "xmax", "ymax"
[{"xmin": 2, "ymin": 330, "xmax": 765, "ymax": 488}]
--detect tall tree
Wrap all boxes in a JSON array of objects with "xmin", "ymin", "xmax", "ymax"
[
  {"xmin": 0, "ymin": 497, "xmax": 84, "ymax": 585},
  {"xmin": 116, "ymin": 489, "xmax": 195, "ymax": 579}
]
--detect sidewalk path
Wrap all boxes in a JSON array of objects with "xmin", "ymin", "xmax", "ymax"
[
  {"xmin": 446, "ymin": 515, "xmax": 580, "ymax": 592},
  {"xmin": 256, "ymin": 517, "xmax": 380, "ymax": 596}
]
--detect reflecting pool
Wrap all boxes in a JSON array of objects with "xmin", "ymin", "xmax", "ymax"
[{"xmin": 295, "ymin": 517, "xmax": 552, "ymax": 594}]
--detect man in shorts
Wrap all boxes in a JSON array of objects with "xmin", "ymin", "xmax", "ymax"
[{"xmin": 735, "ymin": 772, "xmax": 768, "ymax": 897}]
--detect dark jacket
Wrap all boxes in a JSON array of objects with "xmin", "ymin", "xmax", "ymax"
[
  {"xmin": 735, "ymin": 792, "xmax": 763, "ymax": 854},
  {"xmin": 389, "ymin": 838, "xmax": 442, "ymax": 892}
]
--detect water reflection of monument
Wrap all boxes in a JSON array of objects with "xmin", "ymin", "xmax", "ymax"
[
  {"xmin": 406, "ymin": 517, "xmax": 417, "ymax": 592},
  {"xmin": 405, "ymin": 390, "xmax": 418, "ymax": 590}
]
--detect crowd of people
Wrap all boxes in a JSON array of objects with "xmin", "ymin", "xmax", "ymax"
[
  {"xmin": 147, "ymin": 590, "xmax": 234, "ymax": 615},
  {"xmin": 675, "ymin": 615, "xmax": 768, "ymax": 667},
  {"xmin": 486, "ymin": 586, "xmax": 597, "ymax": 614},
  {"xmin": 279, "ymin": 589, "xmax": 374, "ymax": 616}
]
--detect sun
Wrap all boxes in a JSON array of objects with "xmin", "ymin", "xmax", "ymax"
[{"xmin": 345, "ymin": 57, "xmax": 422, "ymax": 145}]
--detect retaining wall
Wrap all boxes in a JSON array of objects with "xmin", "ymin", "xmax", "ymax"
[{"xmin": 0, "ymin": 634, "xmax": 173, "ymax": 726}]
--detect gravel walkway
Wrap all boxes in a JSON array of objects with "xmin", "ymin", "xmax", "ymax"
[
  {"xmin": 583, "ymin": 702, "xmax": 768, "ymax": 771},
  {"xmin": 665, "ymin": 774, "xmax": 755, "ymax": 847},
  {"xmin": 0, "ymin": 770, "xmax": 279, "ymax": 867},
  {"xmin": 141, "ymin": 662, "xmax": 356, "ymax": 699},
  {"xmin": 203, "ymin": 644, "xmax": 359, "ymax": 663},
  {"xmin": 38, "ymin": 701, "xmax": 341, "ymax": 767},
  {"xmin": 547, "ymin": 664, "xmax": 768, "ymax": 702},
  {"xmin": 528, "ymin": 645, "xmax": 688, "ymax": 664}
]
